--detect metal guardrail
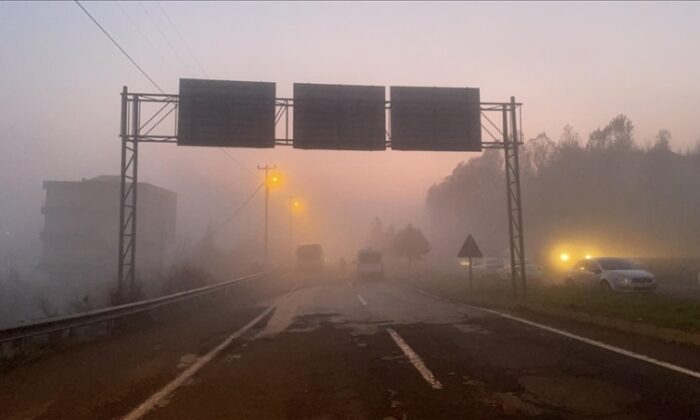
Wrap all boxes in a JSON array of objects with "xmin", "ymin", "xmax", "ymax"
[{"xmin": 0, "ymin": 271, "xmax": 272, "ymax": 344}]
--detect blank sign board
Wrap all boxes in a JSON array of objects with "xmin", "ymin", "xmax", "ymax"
[
  {"xmin": 390, "ymin": 86, "xmax": 481, "ymax": 151},
  {"xmin": 293, "ymin": 83, "xmax": 386, "ymax": 150},
  {"xmin": 178, "ymin": 79, "xmax": 276, "ymax": 148}
]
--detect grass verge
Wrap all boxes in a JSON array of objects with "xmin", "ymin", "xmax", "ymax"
[{"xmin": 411, "ymin": 273, "xmax": 700, "ymax": 343}]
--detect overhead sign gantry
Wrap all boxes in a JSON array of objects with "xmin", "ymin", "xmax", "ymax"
[{"xmin": 118, "ymin": 78, "xmax": 526, "ymax": 301}]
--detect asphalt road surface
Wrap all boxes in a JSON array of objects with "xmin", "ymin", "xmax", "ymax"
[{"xmin": 2, "ymin": 272, "xmax": 700, "ymax": 419}]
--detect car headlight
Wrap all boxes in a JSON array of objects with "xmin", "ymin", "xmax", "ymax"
[{"xmin": 623, "ymin": 277, "xmax": 632, "ymax": 284}]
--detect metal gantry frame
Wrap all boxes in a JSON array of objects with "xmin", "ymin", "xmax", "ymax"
[
  {"xmin": 117, "ymin": 87, "xmax": 526, "ymax": 301},
  {"xmin": 497, "ymin": 98, "xmax": 526, "ymax": 295},
  {"xmin": 118, "ymin": 87, "xmax": 179, "ymax": 301}
]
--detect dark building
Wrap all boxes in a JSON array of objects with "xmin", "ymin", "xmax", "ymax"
[{"xmin": 40, "ymin": 176, "xmax": 176, "ymax": 302}]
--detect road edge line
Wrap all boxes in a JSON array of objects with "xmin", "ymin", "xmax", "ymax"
[{"xmin": 415, "ymin": 287, "xmax": 700, "ymax": 381}]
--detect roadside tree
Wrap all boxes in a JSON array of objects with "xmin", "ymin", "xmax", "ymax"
[{"xmin": 393, "ymin": 224, "xmax": 431, "ymax": 269}]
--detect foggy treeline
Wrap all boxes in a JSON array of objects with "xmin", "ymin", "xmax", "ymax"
[
  {"xmin": 366, "ymin": 218, "xmax": 431, "ymax": 268},
  {"xmin": 427, "ymin": 115, "xmax": 700, "ymax": 263}
]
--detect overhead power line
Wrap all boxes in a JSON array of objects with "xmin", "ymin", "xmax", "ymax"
[
  {"xmin": 156, "ymin": 1, "xmax": 210, "ymax": 78},
  {"xmin": 76, "ymin": 1, "xmax": 259, "ymax": 182},
  {"xmin": 74, "ymin": 0, "xmax": 164, "ymax": 93},
  {"xmin": 137, "ymin": 1, "xmax": 195, "ymax": 76},
  {"xmin": 135, "ymin": 2, "xmax": 256, "ymax": 178},
  {"xmin": 219, "ymin": 148, "xmax": 260, "ymax": 179},
  {"xmin": 214, "ymin": 182, "xmax": 265, "ymax": 234},
  {"xmin": 113, "ymin": 1, "xmax": 178, "ymax": 80}
]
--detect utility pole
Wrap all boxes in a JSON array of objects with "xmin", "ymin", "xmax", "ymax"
[{"xmin": 257, "ymin": 164, "xmax": 276, "ymax": 266}]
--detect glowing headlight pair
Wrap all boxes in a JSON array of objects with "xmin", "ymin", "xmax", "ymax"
[{"xmin": 559, "ymin": 253, "xmax": 593, "ymax": 262}]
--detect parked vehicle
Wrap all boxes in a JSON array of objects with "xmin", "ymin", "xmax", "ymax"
[
  {"xmin": 355, "ymin": 248, "xmax": 384, "ymax": 280},
  {"xmin": 564, "ymin": 257, "xmax": 657, "ymax": 292},
  {"xmin": 497, "ymin": 258, "xmax": 543, "ymax": 281},
  {"xmin": 295, "ymin": 243, "xmax": 324, "ymax": 272},
  {"xmin": 472, "ymin": 257, "xmax": 503, "ymax": 279}
]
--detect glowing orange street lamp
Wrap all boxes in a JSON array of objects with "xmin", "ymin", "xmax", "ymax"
[
  {"xmin": 257, "ymin": 164, "xmax": 281, "ymax": 266},
  {"xmin": 267, "ymin": 171, "xmax": 283, "ymax": 188}
]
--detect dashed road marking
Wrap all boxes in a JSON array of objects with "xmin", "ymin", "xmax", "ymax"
[
  {"xmin": 123, "ymin": 300, "xmax": 283, "ymax": 420},
  {"xmin": 386, "ymin": 328, "xmax": 443, "ymax": 390},
  {"xmin": 416, "ymin": 288, "xmax": 700, "ymax": 381},
  {"xmin": 357, "ymin": 294, "xmax": 368, "ymax": 306}
]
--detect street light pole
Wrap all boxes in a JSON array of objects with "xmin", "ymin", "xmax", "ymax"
[
  {"xmin": 257, "ymin": 164, "xmax": 277, "ymax": 266},
  {"xmin": 285, "ymin": 195, "xmax": 298, "ymax": 259}
]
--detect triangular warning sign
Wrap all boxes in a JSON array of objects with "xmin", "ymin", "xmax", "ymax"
[{"xmin": 457, "ymin": 234, "xmax": 483, "ymax": 258}]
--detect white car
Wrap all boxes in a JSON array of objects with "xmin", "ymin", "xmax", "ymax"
[
  {"xmin": 355, "ymin": 248, "xmax": 384, "ymax": 280},
  {"xmin": 565, "ymin": 257, "xmax": 657, "ymax": 292},
  {"xmin": 472, "ymin": 257, "xmax": 503, "ymax": 279},
  {"xmin": 497, "ymin": 258, "xmax": 543, "ymax": 281}
]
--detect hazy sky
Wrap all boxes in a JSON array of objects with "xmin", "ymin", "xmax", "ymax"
[{"xmin": 2, "ymin": 1, "xmax": 700, "ymax": 266}]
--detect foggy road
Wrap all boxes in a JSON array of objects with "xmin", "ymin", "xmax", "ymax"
[
  {"xmin": 5, "ymin": 2, "xmax": 700, "ymax": 419},
  {"xmin": 2, "ymin": 273, "xmax": 700, "ymax": 419}
]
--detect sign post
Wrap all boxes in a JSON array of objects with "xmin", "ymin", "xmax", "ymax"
[
  {"xmin": 469, "ymin": 257, "xmax": 472, "ymax": 288},
  {"xmin": 457, "ymin": 234, "xmax": 483, "ymax": 288}
]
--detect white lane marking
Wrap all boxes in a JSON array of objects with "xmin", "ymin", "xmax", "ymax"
[
  {"xmin": 357, "ymin": 294, "xmax": 368, "ymax": 306},
  {"xmin": 418, "ymin": 289, "xmax": 442, "ymax": 300},
  {"xmin": 386, "ymin": 328, "xmax": 443, "ymax": 390},
  {"xmin": 417, "ymin": 288, "xmax": 700, "ymax": 381},
  {"xmin": 123, "ymin": 303, "xmax": 280, "ymax": 420}
]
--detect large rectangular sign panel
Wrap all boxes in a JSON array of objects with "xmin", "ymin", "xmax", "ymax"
[
  {"xmin": 390, "ymin": 86, "xmax": 481, "ymax": 151},
  {"xmin": 178, "ymin": 78, "xmax": 276, "ymax": 148},
  {"xmin": 293, "ymin": 83, "xmax": 386, "ymax": 150}
]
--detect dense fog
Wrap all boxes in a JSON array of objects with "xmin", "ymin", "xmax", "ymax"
[{"xmin": 2, "ymin": 1, "xmax": 700, "ymax": 325}]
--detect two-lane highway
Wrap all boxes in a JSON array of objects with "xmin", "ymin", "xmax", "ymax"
[{"xmin": 3, "ymin": 273, "xmax": 700, "ymax": 419}]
